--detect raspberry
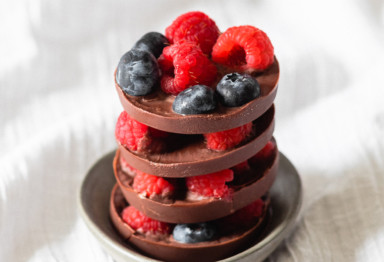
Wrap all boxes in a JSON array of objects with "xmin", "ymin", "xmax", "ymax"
[
  {"xmin": 222, "ymin": 198, "xmax": 265, "ymax": 226},
  {"xmin": 115, "ymin": 111, "xmax": 169, "ymax": 153},
  {"xmin": 158, "ymin": 42, "xmax": 217, "ymax": 95},
  {"xmin": 249, "ymin": 140, "xmax": 276, "ymax": 165},
  {"xmin": 232, "ymin": 161, "xmax": 250, "ymax": 174},
  {"xmin": 121, "ymin": 206, "xmax": 171, "ymax": 235},
  {"xmin": 115, "ymin": 111, "xmax": 148, "ymax": 151},
  {"xmin": 133, "ymin": 172, "xmax": 175, "ymax": 198},
  {"xmin": 212, "ymin": 25, "xmax": 274, "ymax": 71},
  {"xmin": 186, "ymin": 169, "xmax": 234, "ymax": 198},
  {"xmin": 204, "ymin": 122, "xmax": 253, "ymax": 151},
  {"xmin": 241, "ymin": 198, "xmax": 265, "ymax": 219},
  {"xmin": 120, "ymin": 156, "xmax": 138, "ymax": 177},
  {"xmin": 165, "ymin": 11, "xmax": 220, "ymax": 55}
]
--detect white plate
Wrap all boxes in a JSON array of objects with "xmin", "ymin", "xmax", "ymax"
[{"xmin": 78, "ymin": 151, "xmax": 302, "ymax": 262}]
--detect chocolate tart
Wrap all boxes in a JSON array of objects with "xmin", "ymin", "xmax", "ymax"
[
  {"xmin": 119, "ymin": 105, "xmax": 274, "ymax": 177},
  {"xmin": 115, "ymin": 58, "xmax": 279, "ymax": 134},
  {"xmin": 113, "ymin": 148, "xmax": 278, "ymax": 223},
  {"xmin": 109, "ymin": 184, "xmax": 270, "ymax": 262}
]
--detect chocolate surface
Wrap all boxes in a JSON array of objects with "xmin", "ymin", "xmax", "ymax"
[
  {"xmin": 113, "ymin": 149, "xmax": 278, "ymax": 223},
  {"xmin": 109, "ymin": 184, "xmax": 270, "ymax": 262},
  {"xmin": 115, "ymin": 58, "xmax": 279, "ymax": 134},
  {"xmin": 119, "ymin": 105, "xmax": 275, "ymax": 177}
]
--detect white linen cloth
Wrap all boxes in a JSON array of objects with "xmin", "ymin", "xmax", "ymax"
[{"xmin": 1, "ymin": 0, "xmax": 384, "ymax": 261}]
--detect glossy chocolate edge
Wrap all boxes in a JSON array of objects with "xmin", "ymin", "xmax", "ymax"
[
  {"xmin": 118, "ymin": 105, "xmax": 275, "ymax": 177},
  {"xmin": 109, "ymin": 184, "xmax": 270, "ymax": 262},
  {"xmin": 115, "ymin": 58, "xmax": 279, "ymax": 134},
  {"xmin": 113, "ymin": 149, "xmax": 278, "ymax": 223}
]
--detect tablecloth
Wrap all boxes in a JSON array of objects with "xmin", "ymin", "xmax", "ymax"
[{"xmin": 1, "ymin": 0, "xmax": 384, "ymax": 261}]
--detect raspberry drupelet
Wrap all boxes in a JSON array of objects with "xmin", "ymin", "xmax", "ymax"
[
  {"xmin": 204, "ymin": 122, "xmax": 253, "ymax": 151},
  {"xmin": 165, "ymin": 11, "xmax": 220, "ymax": 55},
  {"xmin": 158, "ymin": 42, "xmax": 217, "ymax": 95},
  {"xmin": 121, "ymin": 206, "xmax": 171, "ymax": 235},
  {"xmin": 133, "ymin": 172, "xmax": 175, "ymax": 199},
  {"xmin": 249, "ymin": 140, "xmax": 276, "ymax": 165},
  {"xmin": 212, "ymin": 25, "xmax": 274, "ymax": 71},
  {"xmin": 115, "ymin": 111, "xmax": 169, "ymax": 153},
  {"xmin": 186, "ymin": 169, "xmax": 234, "ymax": 198}
]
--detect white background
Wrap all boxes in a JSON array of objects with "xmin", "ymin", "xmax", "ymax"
[{"xmin": 1, "ymin": 0, "xmax": 384, "ymax": 261}]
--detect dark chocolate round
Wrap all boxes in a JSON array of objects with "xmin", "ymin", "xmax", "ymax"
[
  {"xmin": 113, "ymin": 148, "xmax": 278, "ymax": 223},
  {"xmin": 115, "ymin": 58, "xmax": 279, "ymax": 134},
  {"xmin": 118, "ymin": 105, "xmax": 274, "ymax": 177},
  {"xmin": 109, "ymin": 184, "xmax": 270, "ymax": 262}
]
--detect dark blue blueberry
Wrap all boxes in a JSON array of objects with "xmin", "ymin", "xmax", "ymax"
[
  {"xmin": 172, "ymin": 85, "xmax": 217, "ymax": 115},
  {"xmin": 216, "ymin": 73, "xmax": 260, "ymax": 107},
  {"xmin": 133, "ymin": 32, "xmax": 169, "ymax": 58},
  {"xmin": 173, "ymin": 223, "xmax": 217, "ymax": 243},
  {"xmin": 116, "ymin": 49, "xmax": 160, "ymax": 96}
]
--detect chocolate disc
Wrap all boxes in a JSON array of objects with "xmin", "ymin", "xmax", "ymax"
[
  {"xmin": 109, "ymin": 184, "xmax": 270, "ymax": 262},
  {"xmin": 119, "ymin": 105, "xmax": 275, "ymax": 177},
  {"xmin": 114, "ymin": 148, "xmax": 278, "ymax": 223},
  {"xmin": 115, "ymin": 58, "xmax": 279, "ymax": 134}
]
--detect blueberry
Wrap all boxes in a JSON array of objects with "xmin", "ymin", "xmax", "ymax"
[
  {"xmin": 116, "ymin": 49, "xmax": 160, "ymax": 96},
  {"xmin": 133, "ymin": 32, "xmax": 169, "ymax": 58},
  {"xmin": 216, "ymin": 73, "xmax": 261, "ymax": 107},
  {"xmin": 173, "ymin": 223, "xmax": 217, "ymax": 243},
  {"xmin": 172, "ymin": 85, "xmax": 217, "ymax": 115}
]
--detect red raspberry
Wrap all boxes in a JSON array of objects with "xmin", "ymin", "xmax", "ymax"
[
  {"xmin": 121, "ymin": 206, "xmax": 171, "ymax": 235},
  {"xmin": 204, "ymin": 122, "xmax": 253, "ymax": 151},
  {"xmin": 212, "ymin": 25, "xmax": 274, "ymax": 71},
  {"xmin": 241, "ymin": 198, "xmax": 264, "ymax": 219},
  {"xmin": 158, "ymin": 42, "xmax": 217, "ymax": 95},
  {"xmin": 223, "ymin": 198, "xmax": 265, "ymax": 226},
  {"xmin": 165, "ymin": 11, "xmax": 220, "ymax": 55},
  {"xmin": 120, "ymin": 156, "xmax": 138, "ymax": 177},
  {"xmin": 249, "ymin": 140, "xmax": 276, "ymax": 165},
  {"xmin": 133, "ymin": 172, "xmax": 175, "ymax": 198},
  {"xmin": 115, "ymin": 111, "xmax": 169, "ymax": 153},
  {"xmin": 232, "ymin": 160, "xmax": 250, "ymax": 174},
  {"xmin": 186, "ymin": 169, "xmax": 234, "ymax": 198}
]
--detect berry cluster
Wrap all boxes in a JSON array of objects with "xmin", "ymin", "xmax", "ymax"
[
  {"xmin": 116, "ymin": 11, "xmax": 274, "ymax": 111},
  {"xmin": 115, "ymin": 11, "xmax": 275, "ymax": 152}
]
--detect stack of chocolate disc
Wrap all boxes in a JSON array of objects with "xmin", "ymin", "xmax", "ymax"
[{"xmin": 109, "ymin": 53, "xmax": 280, "ymax": 261}]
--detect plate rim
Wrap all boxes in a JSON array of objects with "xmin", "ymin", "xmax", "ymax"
[{"xmin": 219, "ymin": 152, "xmax": 303, "ymax": 261}]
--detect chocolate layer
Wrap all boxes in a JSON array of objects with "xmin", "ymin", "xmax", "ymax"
[
  {"xmin": 113, "ymin": 149, "xmax": 278, "ymax": 223},
  {"xmin": 119, "ymin": 105, "xmax": 275, "ymax": 177},
  {"xmin": 109, "ymin": 184, "xmax": 270, "ymax": 262},
  {"xmin": 115, "ymin": 58, "xmax": 279, "ymax": 134}
]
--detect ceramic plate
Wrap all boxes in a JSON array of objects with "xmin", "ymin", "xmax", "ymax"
[{"xmin": 78, "ymin": 151, "xmax": 302, "ymax": 262}]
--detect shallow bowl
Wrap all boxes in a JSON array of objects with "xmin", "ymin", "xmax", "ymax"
[{"xmin": 78, "ymin": 151, "xmax": 302, "ymax": 262}]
